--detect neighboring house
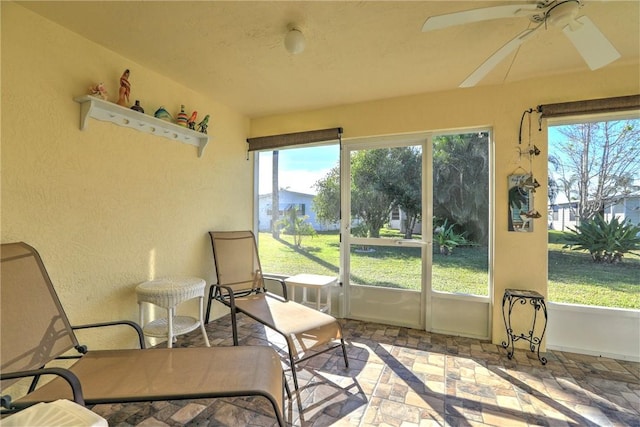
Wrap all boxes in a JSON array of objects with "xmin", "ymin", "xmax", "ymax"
[
  {"xmin": 389, "ymin": 206, "xmax": 421, "ymax": 234},
  {"xmin": 548, "ymin": 192, "xmax": 640, "ymax": 231},
  {"xmin": 604, "ymin": 193, "xmax": 640, "ymax": 226},
  {"xmin": 548, "ymin": 201, "xmax": 578, "ymax": 231},
  {"xmin": 258, "ymin": 189, "xmax": 339, "ymax": 232}
]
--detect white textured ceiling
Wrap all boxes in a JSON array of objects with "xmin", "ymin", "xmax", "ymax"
[{"xmin": 19, "ymin": 1, "xmax": 640, "ymax": 118}]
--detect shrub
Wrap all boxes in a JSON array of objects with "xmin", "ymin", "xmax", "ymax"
[
  {"xmin": 276, "ymin": 207, "xmax": 317, "ymax": 248},
  {"xmin": 563, "ymin": 214, "xmax": 640, "ymax": 263},
  {"xmin": 434, "ymin": 219, "xmax": 468, "ymax": 255}
]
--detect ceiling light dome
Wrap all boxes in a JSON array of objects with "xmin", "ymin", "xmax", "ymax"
[{"xmin": 284, "ymin": 27, "xmax": 305, "ymax": 54}]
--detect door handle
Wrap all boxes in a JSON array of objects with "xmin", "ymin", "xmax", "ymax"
[{"xmin": 395, "ymin": 240, "xmax": 431, "ymax": 246}]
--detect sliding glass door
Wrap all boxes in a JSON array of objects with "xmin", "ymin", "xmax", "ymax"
[{"xmin": 340, "ymin": 131, "xmax": 491, "ymax": 337}]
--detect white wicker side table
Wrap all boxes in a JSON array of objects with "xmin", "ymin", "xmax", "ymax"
[{"xmin": 136, "ymin": 276, "xmax": 211, "ymax": 348}]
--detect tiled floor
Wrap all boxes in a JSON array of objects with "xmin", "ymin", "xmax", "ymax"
[{"xmin": 91, "ymin": 314, "xmax": 640, "ymax": 426}]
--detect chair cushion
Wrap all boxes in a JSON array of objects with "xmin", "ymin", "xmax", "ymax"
[
  {"xmin": 235, "ymin": 294, "xmax": 342, "ymax": 358},
  {"xmin": 17, "ymin": 346, "xmax": 283, "ymax": 413}
]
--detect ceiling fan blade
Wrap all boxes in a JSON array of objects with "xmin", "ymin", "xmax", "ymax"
[
  {"xmin": 460, "ymin": 27, "xmax": 538, "ymax": 88},
  {"xmin": 422, "ymin": 4, "xmax": 539, "ymax": 32},
  {"xmin": 563, "ymin": 16, "xmax": 621, "ymax": 70}
]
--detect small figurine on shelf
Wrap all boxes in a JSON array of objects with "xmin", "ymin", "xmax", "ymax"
[
  {"xmin": 197, "ymin": 115, "xmax": 210, "ymax": 134},
  {"xmin": 131, "ymin": 100, "xmax": 144, "ymax": 113},
  {"xmin": 176, "ymin": 105, "xmax": 189, "ymax": 127},
  {"xmin": 187, "ymin": 111, "xmax": 198, "ymax": 130},
  {"xmin": 154, "ymin": 106, "xmax": 173, "ymax": 122},
  {"xmin": 116, "ymin": 69, "xmax": 131, "ymax": 107},
  {"xmin": 88, "ymin": 83, "xmax": 109, "ymax": 100}
]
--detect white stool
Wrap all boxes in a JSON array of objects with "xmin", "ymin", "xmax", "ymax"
[
  {"xmin": 136, "ymin": 276, "xmax": 210, "ymax": 348},
  {"xmin": 284, "ymin": 273, "xmax": 337, "ymax": 313}
]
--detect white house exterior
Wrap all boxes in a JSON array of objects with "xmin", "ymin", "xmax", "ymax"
[
  {"xmin": 258, "ymin": 189, "xmax": 339, "ymax": 232},
  {"xmin": 604, "ymin": 193, "xmax": 640, "ymax": 225},
  {"xmin": 549, "ymin": 193, "xmax": 640, "ymax": 231},
  {"xmin": 389, "ymin": 206, "xmax": 421, "ymax": 234}
]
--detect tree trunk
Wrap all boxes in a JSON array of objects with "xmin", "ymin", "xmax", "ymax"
[{"xmin": 271, "ymin": 151, "xmax": 279, "ymax": 238}]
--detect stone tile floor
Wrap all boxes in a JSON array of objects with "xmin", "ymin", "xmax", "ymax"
[{"xmin": 90, "ymin": 315, "xmax": 639, "ymax": 426}]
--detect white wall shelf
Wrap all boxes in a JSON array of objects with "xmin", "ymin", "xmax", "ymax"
[{"xmin": 74, "ymin": 95, "xmax": 209, "ymax": 157}]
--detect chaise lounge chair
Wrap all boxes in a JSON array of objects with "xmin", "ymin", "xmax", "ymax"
[
  {"xmin": 1, "ymin": 242, "xmax": 287, "ymax": 426},
  {"xmin": 205, "ymin": 230, "xmax": 349, "ymax": 391}
]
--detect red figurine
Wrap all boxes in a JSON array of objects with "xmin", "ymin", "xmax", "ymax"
[
  {"xmin": 187, "ymin": 111, "xmax": 197, "ymax": 130},
  {"xmin": 117, "ymin": 69, "xmax": 131, "ymax": 107}
]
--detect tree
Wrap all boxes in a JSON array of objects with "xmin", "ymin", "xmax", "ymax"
[
  {"xmin": 314, "ymin": 138, "xmax": 488, "ymax": 242},
  {"xmin": 550, "ymin": 120, "xmax": 640, "ymax": 223},
  {"xmin": 271, "ymin": 151, "xmax": 280, "ymax": 238},
  {"xmin": 547, "ymin": 157, "xmax": 560, "ymax": 205},
  {"xmin": 314, "ymin": 148, "xmax": 420, "ymax": 238},
  {"xmin": 350, "ymin": 149, "xmax": 397, "ymax": 238},
  {"xmin": 382, "ymin": 147, "xmax": 422, "ymax": 238},
  {"xmin": 313, "ymin": 166, "xmax": 341, "ymax": 225},
  {"xmin": 433, "ymin": 133, "xmax": 490, "ymax": 244}
]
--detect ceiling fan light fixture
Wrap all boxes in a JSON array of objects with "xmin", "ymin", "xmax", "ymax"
[
  {"xmin": 284, "ymin": 27, "xmax": 305, "ymax": 54},
  {"xmin": 545, "ymin": 0, "xmax": 581, "ymax": 29},
  {"xmin": 423, "ymin": 0, "xmax": 620, "ymax": 86}
]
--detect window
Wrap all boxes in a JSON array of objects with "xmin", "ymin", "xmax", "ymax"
[
  {"xmin": 254, "ymin": 131, "xmax": 491, "ymax": 299},
  {"xmin": 431, "ymin": 131, "xmax": 490, "ymax": 296},
  {"xmin": 256, "ymin": 145, "xmax": 340, "ymax": 276},
  {"xmin": 548, "ymin": 116, "xmax": 640, "ymax": 309}
]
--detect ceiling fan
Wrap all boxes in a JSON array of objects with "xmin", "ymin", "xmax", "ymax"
[{"xmin": 422, "ymin": 0, "xmax": 621, "ymax": 88}]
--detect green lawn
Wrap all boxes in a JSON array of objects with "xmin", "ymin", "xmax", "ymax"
[
  {"xmin": 258, "ymin": 230, "xmax": 639, "ymax": 309},
  {"xmin": 548, "ymin": 230, "xmax": 640, "ymax": 309}
]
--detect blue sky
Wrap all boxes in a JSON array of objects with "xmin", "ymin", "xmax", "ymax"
[
  {"xmin": 258, "ymin": 118, "xmax": 638, "ymax": 198},
  {"xmin": 547, "ymin": 119, "xmax": 640, "ymax": 204},
  {"xmin": 258, "ymin": 145, "xmax": 339, "ymax": 195}
]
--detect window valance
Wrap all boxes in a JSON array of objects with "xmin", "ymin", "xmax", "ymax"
[
  {"xmin": 537, "ymin": 94, "xmax": 639, "ymax": 118},
  {"xmin": 247, "ymin": 127, "xmax": 343, "ymax": 152}
]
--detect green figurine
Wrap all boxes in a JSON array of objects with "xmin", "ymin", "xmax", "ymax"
[{"xmin": 197, "ymin": 115, "xmax": 210, "ymax": 134}]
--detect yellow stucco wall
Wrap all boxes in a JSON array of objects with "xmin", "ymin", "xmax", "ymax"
[
  {"xmin": 250, "ymin": 64, "xmax": 640, "ymax": 345},
  {"xmin": 1, "ymin": 3, "xmax": 253, "ymax": 348}
]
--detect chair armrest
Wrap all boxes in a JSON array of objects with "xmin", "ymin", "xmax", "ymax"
[
  {"xmin": 1, "ymin": 367, "xmax": 85, "ymax": 409},
  {"xmin": 72, "ymin": 320, "xmax": 145, "ymax": 349},
  {"xmin": 263, "ymin": 274, "xmax": 288, "ymax": 300},
  {"xmin": 218, "ymin": 285, "xmax": 237, "ymax": 308}
]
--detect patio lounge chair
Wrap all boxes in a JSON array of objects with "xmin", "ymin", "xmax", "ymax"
[
  {"xmin": 0, "ymin": 242, "xmax": 286, "ymax": 426},
  {"xmin": 205, "ymin": 230, "xmax": 349, "ymax": 391}
]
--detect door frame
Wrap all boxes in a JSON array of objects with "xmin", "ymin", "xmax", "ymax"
[
  {"xmin": 339, "ymin": 133, "xmax": 431, "ymax": 330},
  {"xmin": 338, "ymin": 129, "xmax": 493, "ymax": 339}
]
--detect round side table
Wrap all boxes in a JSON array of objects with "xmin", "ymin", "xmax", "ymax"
[{"xmin": 136, "ymin": 276, "xmax": 211, "ymax": 348}]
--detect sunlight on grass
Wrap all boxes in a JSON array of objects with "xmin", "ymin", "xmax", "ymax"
[
  {"xmin": 258, "ymin": 232, "xmax": 339, "ymax": 276},
  {"xmin": 258, "ymin": 231, "xmax": 639, "ymax": 309},
  {"xmin": 258, "ymin": 231, "xmax": 488, "ymax": 294},
  {"xmin": 548, "ymin": 241, "xmax": 640, "ymax": 309},
  {"xmin": 350, "ymin": 246, "xmax": 422, "ymax": 288}
]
